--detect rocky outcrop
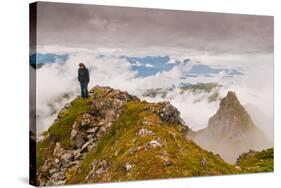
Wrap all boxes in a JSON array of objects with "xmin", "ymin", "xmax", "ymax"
[
  {"xmin": 36, "ymin": 87, "xmax": 274, "ymax": 186},
  {"xmin": 36, "ymin": 86, "xmax": 191, "ymax": 186},
  {"xmin": 188, "ymin": 91, "xmax": 271, "ymax": 163}
]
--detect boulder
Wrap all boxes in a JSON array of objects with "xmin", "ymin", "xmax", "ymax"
[
  {"xmin": 123, "ymin": 162, "xmax": 132, "ymax": 173},
  {"xmin": 71, "ymin": 134, "xmax": 86, "ymax": 149}
]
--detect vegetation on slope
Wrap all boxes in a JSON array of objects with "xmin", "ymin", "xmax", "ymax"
[
  {"xmin": 36, "ymin": 86, "xmax": 273, "ymax": 186},
  {"xmin": 37, "ymin": 98, "xmax": 92, "ymax": 168},
  {"xmin": 236, "ymin": 148, "xmax": 273, "ymax": 173},
  {"xmin": 68, "ymin": 100, "xmax": 239, "ymax": 184}
]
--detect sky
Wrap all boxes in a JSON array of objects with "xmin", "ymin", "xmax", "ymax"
[
  {"xmin": 32, "ymin": 2, "xmax": 274, "ymax": 141},
  {"xmin": 35, "ymin": 2, "xmax": 273, "ymax": 53}
]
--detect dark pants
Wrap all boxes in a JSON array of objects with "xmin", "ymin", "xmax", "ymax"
[{"xmin": 80, "ymin": 82, "xmax": 89, "ymax": 98}]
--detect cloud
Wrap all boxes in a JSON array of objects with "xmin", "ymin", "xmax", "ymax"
[
  {"xmin": 34, "ymin": 46, "xmax": 273, "ymax": 144},
  {"xmin": 34, "ymin": 2, "xmax": 273, "ymax": 53}
]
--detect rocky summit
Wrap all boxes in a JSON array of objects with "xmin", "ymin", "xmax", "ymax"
[
  {"xmin": 188, "ymin": 91, "xmax": 272, "ymax": 163},
  {"xmin": 36, "ymin": 86, "xmax": 244, "ymax": 186}
]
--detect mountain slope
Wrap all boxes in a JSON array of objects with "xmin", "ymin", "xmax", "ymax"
[
  {"xmin": 188, "ymin": 91, "xmax": 271, "ymax": 163},
  {"xmin": 236, "ymin": 148, "xmax": 273, "ymax": 173},
  {"xmin": 36, "ymin": 86, "xmax": 240, "ymax": 186}
]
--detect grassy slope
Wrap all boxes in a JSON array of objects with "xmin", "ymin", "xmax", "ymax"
[
  {"xmin": 69, "ymin": 101, "xmax": 238, "ymax": 184},
  {"xmin": 37, "ymin": 98, "xmax": 92, "ymax": 168},
  {"xmin": 37, "ymin": 88, "xmax": 273, "ymax": 185},
  {"xmin": 236, "ymin": 148, "xmax": 274, "ymax": 173}
]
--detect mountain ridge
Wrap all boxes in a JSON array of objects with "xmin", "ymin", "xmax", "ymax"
[{"xmin": 36, "ymin": 86, "xmax": 272, "ymax": 186}]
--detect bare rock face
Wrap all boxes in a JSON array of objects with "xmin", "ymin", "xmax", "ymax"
[{"xmin": 188, "ymin": 91, "xmax": 271, "ymax": 163}]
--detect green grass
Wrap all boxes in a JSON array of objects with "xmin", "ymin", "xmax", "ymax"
[
  {"xmin": 48, "ymin": 98, "xmax": 92, "ymax": 148},
  {"xmin": 36, "ymin": 136, "xmax": 55, "ymax": 169},
  {"xmin": 37, "ymin": 97, "xmax": 92, "ymax": 170},
  {"xmin": 236, "ymin": 148, "xmax": 273, "ymax": 173}
]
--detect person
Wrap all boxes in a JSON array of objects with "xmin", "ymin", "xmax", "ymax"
[{"xmin": 78, "ymin": 63, "xmax": 90, "ymax": 99}]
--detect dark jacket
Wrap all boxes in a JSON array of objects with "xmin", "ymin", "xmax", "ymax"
[{"xmin": 78, "ymin": 68, "xmax": 90, "ymax": 83}]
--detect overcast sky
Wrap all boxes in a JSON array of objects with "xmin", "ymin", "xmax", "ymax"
[{"xmin": 35, "ymin": 2, "xmax": 273, "ymax": 53}]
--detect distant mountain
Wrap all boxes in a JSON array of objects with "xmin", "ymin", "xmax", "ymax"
[
  {"xmin": 29, "ymin": 53, "xmax": 68, "ymax": 69},
  {"xmin": 142, "ymin": 82, "xmax": 221, "ymax": 103},
  {"xmin": 188, "ymin": 91, "xmax": 272, "ymax": 163}
]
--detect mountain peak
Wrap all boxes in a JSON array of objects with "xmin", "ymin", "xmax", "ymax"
[
  {"xmin": 189, "ymin": 91, "xmax": 270, "ymax": 163},
  {"xmin": 220, "ymin": 91, "xmax": 239, "ymax": 108},
  {"xmin": 214, "ymin": 91, "xmax": 255, "ymax": 130}
]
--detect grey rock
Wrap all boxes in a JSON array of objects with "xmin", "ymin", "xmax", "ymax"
[
  {"xmin": 95, "ymin": 167, "xmax": 105, "ymax": 175},
  {"xmin": 53, "ymin": 143, "xmax": 64, "ymax": 157},
  {"xmin": 148, "ymin": 140, "xmax": 161, "ymax": 148},
  {"xmin": 101, "ymin": 160, "xmax": 108, "ymax": 168},
  {"xmin": 61, "ymin": 153, "xmax": 73, "ymax": 162},
  {"xmin": 70, "ymin": 129, "xmax": 78, "ymax": 139},
  {"xmin": 86, "ymin": 127, "xmax": 99, "ymax": 134},
  {"xmin": 164, "ymin": 160, "xmax": 173, "ymax": 167},
  {"xmin": 123, "ymin": 162, "xmax": 132, "ymax": 173},
  {"xmin": 137, "ymin": 128, "xmax": 154, "ymax": 136},
  {"xmin": 71, "ymin": 134, "xmax": 86, "ymax": 149},
  {"xmin": 80, "ymin": 140, "xmax": 93, "ymax": 153}
]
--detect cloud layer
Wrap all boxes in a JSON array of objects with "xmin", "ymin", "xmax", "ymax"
[{"xmin": 34, "ymin": 47, "xmax": 273, "ymax": 143}]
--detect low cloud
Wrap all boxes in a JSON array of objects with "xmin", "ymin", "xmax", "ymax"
[{"xmin": 34, "ymin": 46, "xmax": 273, "ymax": 143}]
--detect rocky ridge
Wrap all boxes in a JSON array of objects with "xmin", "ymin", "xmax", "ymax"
[{"xmin": 36, "ymin": 86, "xmax": 240, "ymax": 186}]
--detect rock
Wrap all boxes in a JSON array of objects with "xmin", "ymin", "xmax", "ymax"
[
  {"xmin": 53, "ymin": 143, "xmax": 64, "ymax": 157},
  {"xmin": 200, "ymin": 157, "xmax": 207, "ymax": 167},
  {"xmin": 101, "ymin": 160, "xmax": 108, "ymax": 168},
  {"xmin": 64, "ymin": 103, "xmax": 71, "ymax": 109},
  {"xmin": 164, "ymin": 160, "xmax": 173, "ymax": 167},
  {"xmin": 80, "ymin": 140, "xmax": 93, "ymax": 153},
  {"xmin": 73, "ymin": 150, "xmax": 82, "ymax": 160},
  {"xmin": 99, "ymin": 126, "xmax": 107, "ymax": 134},
  {"xmin": 137, "ymin": 128, "xmax": 154, "ymax": 136},
  {"xmin": 87, "ymin": 143, "xmax": 96, "ymax": 151},
  {"xmin": 72, "ymin": 121, "xmax": 79, "ymax": 129},
  {"xmin": 54, "ymin": 158, "xmax": 60, "ymax": 164},
  {"xmin": 149, "ymin": 101, "xmax": 184, "ymax": 124},
  {"xmin": 142, "ymin": 120, "xmax": 153, "ymax": 126},
  {"xmin": 53, "ymin": 180, "xmax": 66, "ymax": 186},
  {"xmin": 123, "ymin": 162, "xmax": 132, "ymax": 173},
  {"xmin": 91, "ymin": 161, "xmax": 97, "ymax": 170},
  {"xmin": 158, "ymin": 101, "xmax": 183, "ymax": 124},
  {"xmin": 71, "ymin": 134, "xmax": 86, "ymax": 149},
  {"xmin": 148, "ymin": 140, "xmax": 162, "ymax": 148},
  {"xmin": 81, "ymin": 113, "xmax": 94, "ymax": 127},
  {"xmin": 95, "ymin": 167, "xmax": 104, "ymax": 175},
  {"xmin": 105, "ymin": 110, "xmax": 115, "ymax": 128},
  {"xmin": 98, "ymin": 120, "xmax": 105, "ymax": 126},
  {"xmin": 86, "ymin": 127, "xmax": 99, "ymax": 134},
  {"xmin": 235, "ymin": 166, "xmax": 242, "ymax": 171},
  {"xmin": 61, "ymin": 153, "xmax": 73, "ymax": 162},
  {"xmin": 70, "ymin": 129, "xmax": 78, "ymax": 139}
]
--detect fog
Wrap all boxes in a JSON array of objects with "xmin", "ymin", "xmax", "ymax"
[{"xmin": 35, "ymin": 47, "xmax": 273, "ymax": 146}]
